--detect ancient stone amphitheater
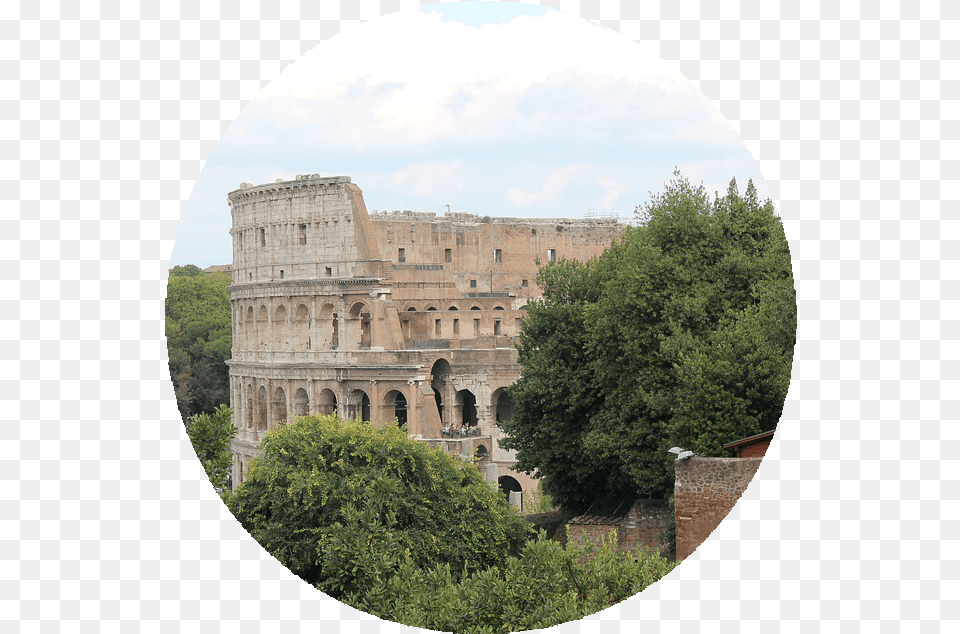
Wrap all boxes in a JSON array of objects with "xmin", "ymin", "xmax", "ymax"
[{"xmin": 227, "ymin": 174, "xmax": 622, "ymax": 508}]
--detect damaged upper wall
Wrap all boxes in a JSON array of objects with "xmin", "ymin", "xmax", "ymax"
[
  {"xmin": 228, "ymin": 174, "xmax": 385, "ymax": 284},
  {"xmin": 369, "ymin": 211, "xmax": 624, "ymax": 299}
]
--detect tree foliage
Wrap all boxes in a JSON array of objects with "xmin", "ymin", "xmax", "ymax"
[
  {"xmin": 227, "ymin": 415, "xmax": 533, "ymax": 600},
  {"xmin": 185, "ymin": 404, "xmax": 235, "ymax": 493},
  {"xmin": 501, "ymin": 171, "xmax": 796, "ymax": 510},
  {"xmin": 165, "ymin": 268, "xmax": 232, "ymax": 422},
  {"xmin": 347, "ymin": 530, "xmax": 678, "ymax": 634}
]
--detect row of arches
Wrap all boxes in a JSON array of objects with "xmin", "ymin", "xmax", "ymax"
[
  {"xmin": 233, "ymin": 299, "xmax": 373, "ymax": 352},
  {"xmin": 234, "ymin": 377, "xmax": 515, "ymax": 435}
]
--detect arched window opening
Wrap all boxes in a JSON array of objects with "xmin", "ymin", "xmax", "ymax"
[
  {"xmin": 457, "ymin": 389, "xmax": 478, "ymax": 429},
  {"xmin": 273, "ymin": 386, "xmax": 287, "ymax": 425},
  {"xmin": 245, "ymin": 383, "xmax": 254, "ymax": 428},
  {"xmin": 273, "ymin": 304, "xmax": 288, "ymax": 350},
  {"xmin": 257, "ymin": 305, "xmax": 269, "ymax": 349},
  {"xmin": 257, "ymin": 385, "xmax": 268, "ymax": 430},
  {"xmin": 494, "ymin": 389, "xmax": 516, "ymax": 425},
  {"xmin": 383, "ymin": 390, "xmax": 408, "ymax": 428},
  {"xmin": 320, "ymin": 303, "xmax": 337, "ymax": 350},
  {"xmin": 294, "ymin": 304, "xmax": 310, "ymax": 350},
  {"xmin": 350, "ymin": 302, "xmax": 371, "ymax": 349},
  {"xmin": 318, "ymin": 388, "xmax": 337, "ymax": 416},
  {"xmin": 348, "ymin": 389, "xmax": 370, "ymax": 422},
  {"xmin": 293, "ymin": 388, "xmax": 309, "ymax": 418},
  {"xmin": 431, "ymin": 359, "xmax": 452, "ymax": 430}
]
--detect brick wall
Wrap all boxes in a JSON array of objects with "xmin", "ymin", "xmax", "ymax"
[
  {"xmin": 674, "ymin": 457, "xmax": 763, "ymax": 560},
  {"xmin": 565, "ymin": 499, "xmax": 672, "ymax": 556},
  {"xmin": 618, "ymin": 499, "xmax": 672, "ymax": 556},
  {"xmin": 567, "ymin": 521, "xmax": 620, "ymax": 548}
]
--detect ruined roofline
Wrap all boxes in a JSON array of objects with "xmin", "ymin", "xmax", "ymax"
[
  {"xmin": 368, "ymin": 209, "xmax": 622, "ymax": 226},
  {"xmin": 228, "ymin": 174, "xmax": 352, "ymax": 198}
]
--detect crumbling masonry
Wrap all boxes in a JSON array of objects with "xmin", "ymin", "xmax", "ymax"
[{"xmin": 227, "ymin": 174, "xmax": 623, "ymax": 508}]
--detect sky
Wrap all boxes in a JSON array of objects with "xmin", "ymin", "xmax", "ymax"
[{"xmin": 169, "ymin": 2, "xmax": 772, "ymax": 268}]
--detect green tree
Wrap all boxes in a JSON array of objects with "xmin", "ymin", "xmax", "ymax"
[
  {"xmin": 348, "ymin": 530, "xmax": 678, "ymax": 633},
  {"xmin": 227, "ymin": 414, "xmax": 533, "ymax": 600},
  {"xmin": 500, "ymin": 171, "xmax": 796, "ymax": 510},
  {"xmin": 165, "ymin": 269, "xmax": 232, "ymax": 422},
  {"xmin": 185, "ymin": 404, "xmax": 235, "ymax": 492}
]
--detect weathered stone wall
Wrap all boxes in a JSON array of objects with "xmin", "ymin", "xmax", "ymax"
[
  {"xmin": 674, "ymin": 457, "xmax": 763, "ymax": 560},
  {"xmin": 566, "ymin": 499, "xmax": 672, "ymax": 556},
  {"xmin": 618, "ymin": 499, "xmax": 672, "ymax": 556}
]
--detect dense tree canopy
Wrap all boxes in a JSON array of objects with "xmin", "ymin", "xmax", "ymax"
[
  {"xmin": 165, "ymin": 268, "xmax": 232, "ymax": 422},
  {"xmin": 227, "ymin": 415, "xmax": 533, "ymax": 600},
  {"xmin": 185, "ymin": 404, "xmax": 235, "ymax": 493},
  {"xmin": 500, "ymin": 172, "xmax": 796, "ymax": 511}
]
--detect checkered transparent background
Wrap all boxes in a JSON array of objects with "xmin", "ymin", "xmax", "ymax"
[{"xmin": 4, "ymin": 0, "xmax": 954, "ymax": 631}]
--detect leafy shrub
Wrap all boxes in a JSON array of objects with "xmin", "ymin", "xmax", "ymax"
[{"xmin": 347, "ymin": 529, "xmax": 678, "ymax": 633}]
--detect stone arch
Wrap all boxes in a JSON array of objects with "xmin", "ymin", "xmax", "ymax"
[
  {"xmin": 257, "ymin": 385, "xmax": 268, "ymax": 430},
  {"xmin": 498, "ymin": 475, "xmax": 523, "ymax": 510},
  {"xmin": 382, "ymin": 389, "xmax": 408, "ymax": 427},
  {"xmin": 273, "ymin": 386, "xmax": 287, "ymax": 424},
  {"xmin": 293, "ymin": 388, "xmax": 309, "ymax": 418},
  {"xmin": 430, "ymin": 358, "xmax": 452, "ymax": 429},
  {"xmin": 293, "ymin": 303, "xmax": 310, "ymax": 350},
  {"xmin": 475, "ymin": 444, "xmax": 490, "ymax": 470},
  {"xmin": 456, "ymin": 389, "xmax": 478, "ymax": 429},
  {"xmin": 318, "ymin": 388, "xmax": 337, "ymax": 416},
  {"xmin": 245, "ymin": 306, "xmax": 254, "ymax": 350},
  {"xmin": 349, "ymin": 301, "xmax": 371, "ymax": 349},
  {"xmin": 493, "ymin": 306, "xmax": 504, "ymax": 310},
  {"xmin": 470, "ymin": 306, "xmax": 481, "ymax": 311},
  {"xmin": 492, "ymin": 388, "xmax": 515, "ymax": 425},
  {"xmin": 407, "ymin": 306, "xmax": 417, "ymax": 312},
  {"xmin": 319, "ymin": 302, "xmax": 337, "ymax": 349},
  {"xmin": 273, "ymin": 304, "xmax": 288, "ymax": 350},
  {"xmin": 257, "ymin": 305, "xmax": 269, "ymax": 349},
  {"xmin": 426, "ymin": 306, "xmax": 437, "ymax": 311},
  {"xmin": 244, "ymin": 382, "xmax": 254, "ymax": 428},
  {"xmin": 347, "ymin": 389, "xmax": 370, "ymax": 421},
  {"xmin": 447, "ymin": 305, "xmax": 459, "ymax": 311}
]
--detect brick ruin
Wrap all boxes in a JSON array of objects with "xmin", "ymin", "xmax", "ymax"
[
  {"xmin": 226, "ymin": 174, "xmax": 624, "ymax": 508},
  {"xmin": 674, "ymin": 456, "xmax": 764, "ymax": 560}
]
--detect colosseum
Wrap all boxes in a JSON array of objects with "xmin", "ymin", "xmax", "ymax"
[{"xmin": 227, "ymin": 174, "xmax": 623, "ymax": 509}]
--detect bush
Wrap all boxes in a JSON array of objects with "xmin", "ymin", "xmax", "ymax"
[{"xmin": 348, "ymin": 529, "xmax": 678, "ymax": 633}]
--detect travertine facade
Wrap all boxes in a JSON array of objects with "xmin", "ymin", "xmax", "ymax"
[{"xmin": 227, "ymin": 174, "xmax": 623, "ymax": 507}]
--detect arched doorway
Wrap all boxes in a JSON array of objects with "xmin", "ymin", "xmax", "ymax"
[{"xmin": 498, "ymin": 475, "xmax": 523, "ymax": 511}]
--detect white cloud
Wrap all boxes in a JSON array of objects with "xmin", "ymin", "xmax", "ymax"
[
  {"xmin": 246, "ymin": 10, "xmax": 706, "ymax": 151},
  {"xmin": 172, "ymin": 6, "xmax": 768, "ymax": 266}
]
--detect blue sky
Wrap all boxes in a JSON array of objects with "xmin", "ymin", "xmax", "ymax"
[{"xmin": 169, "ymin": 3, "xmax": 771, "ymax": 268}]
